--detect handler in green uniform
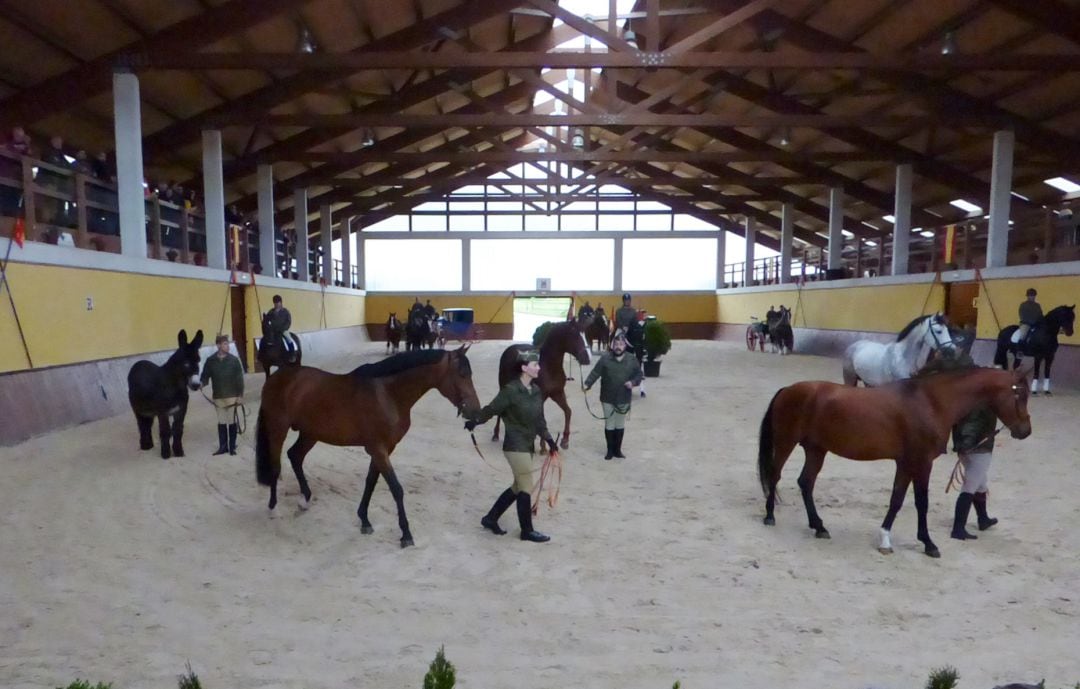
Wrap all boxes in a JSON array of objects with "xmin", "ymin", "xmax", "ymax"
[
  {"xmin": 613, "ymin": 292, "xmax": 637, "ymax": 335},
  {"xmin": 200, "ymin": 334, "xmax": 245, "ymax": 455},
  {"xmin": 583, "ymin": 331, "xmax": 643, "ymax": 460},
  {"xmin": 465, "ymin": 349, "xmax": 557, "ymax": 543}
]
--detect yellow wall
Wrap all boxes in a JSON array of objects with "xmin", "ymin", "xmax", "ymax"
[
  {"xmin": 0, "ymin": 263, "xmax": 367, "ymax": 374},
  {"xmin": 978, "ymin": 275, "xmax": 1080, "ymax": 343},
  {"xmin": 364, "ymin": 292, "xmax": 717, "ymax": 324},
  {"xmin": 717, "ymin": 281, "xmax": 947, "ymax": 333}
]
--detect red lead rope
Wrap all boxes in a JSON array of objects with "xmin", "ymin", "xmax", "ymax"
[{"xmin": 531, "ymin": 450, "xmax": 563, "ymax": 515}]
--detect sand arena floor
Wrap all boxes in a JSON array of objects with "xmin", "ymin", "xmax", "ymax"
[{"xmin": 1, "ymin": 340, "xmax": 1078, "ymax": 689}]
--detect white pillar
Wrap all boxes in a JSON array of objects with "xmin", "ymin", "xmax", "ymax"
[
  {"xmin": 113, "ymin": 71, "xmax": 146, "ymax": 259},
  {"xmin": 320, "ymin": 204, "xmax": 333, "ymax": 283},
  {"xmin": 340, "ymin": 216, "xmax": 352, "ymax": 289},
  {"xmin": 202, "ymin": 130, "xmax": 227, "ymax": 270},
  {"xmin": 613, "ymin": 236, "xmax": 623, "ymax": 292},
  {"xmin": 780, "ymin": 203, "xmax": 793, "ymax": 284},
  {"xmin": 828, "ymin": 187, "xmax": 844, "ymax": 271},
  {"xmin": 462, "ymin": 237, "xmax": 471, "ymax": 292},
  {"xmin": 257, "ymin": 164, "xmax": 276, "ymax": 275},
  {"xmin": 891, "ymin": 164, "xmax": 912, "ymax": 276},
  {"xmin": 715, "ymin": 229, "xmax": 727, "ymax": 288},
  {"xmin": 743, "ymin": 216, "xmax": 756, "ymax": 286},
  {"xmin": 294, "ymin": 189, "xmax": 309, "ymax": 282},
  {"xmin": 986, "ymin": 130, "xmax": 1015, "ymax": 269},
  {"xmin": 357, "ymin": 230, "xmax": 366, "ymax": 290}
]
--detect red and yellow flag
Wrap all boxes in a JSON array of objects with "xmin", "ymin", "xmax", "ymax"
[
  {"xmin": 943, "ymin": 225, "xmax": 957, "ymax": 264},
  {"xmin": 12, "ymin": 216, "xmax": 25, "ymax": 248}
]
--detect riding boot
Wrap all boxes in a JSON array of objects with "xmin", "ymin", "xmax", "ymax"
[
  {"xmin": 604, "ymin": 430, "xmax": 615, "ymax": 460},
  {"xmin": 973, "ymin": 492, "xmax": 998, "ymax": 530},
  {"xmin": 517, "ymin": 492, "xmax": 550, "ymax": 543},
  {"xmin": 481, "ymin": 488, "xmax": 516, "ymax": 535},
  {"xmin": 228, "ymin": 424, "xmax": 238, "ymax": 455},
  {"xmin": 950, "ymin": 492, "xmax": 978, "ymax": 540},
  {"xmin": 612, "ymin": 428, "xmax": 626, "ymax": 459},
  {"xmin": 212, "ymin": 425, "xmax": 228, "ymax": 455}
]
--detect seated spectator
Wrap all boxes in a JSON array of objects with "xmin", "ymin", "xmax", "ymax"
[
  {"xmin": 225, "ymin": 204, "xmax": 243, "ymax": 225},
  {"xmin": 73, "ymin": 150, "xmax": 93, "ymax": 176},
  {"xmin": 6, "ymin": 126, "xmax": 32, "ymax": 156},
  {"xmin": 90, "ymin": 151, "xmax": 113, "ymax": 182},
  {"xmin": 41, "ymin": 136, "xmax": 69, "ymax": 168}
]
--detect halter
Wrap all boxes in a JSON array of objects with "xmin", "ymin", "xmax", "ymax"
[{"xmin": 926, "ymin": 317, "xmax": 954, "ymax": 352}]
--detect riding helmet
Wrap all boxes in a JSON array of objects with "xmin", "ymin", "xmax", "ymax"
[{"xmin": 622, "ymin": 292, "xmax": 631, "ymax": 301}]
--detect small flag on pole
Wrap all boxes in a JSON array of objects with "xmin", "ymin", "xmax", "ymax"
[{"xmin": 12, "ymin": 217, "xmax": 25, "ymax": 248}]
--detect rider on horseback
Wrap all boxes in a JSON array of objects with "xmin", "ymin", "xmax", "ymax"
[
  {"xmin": 614, "ymin": 293, "xmax": 637, "ymax": 333},
  {"xmin": 1010, "ymin": 288, "xmax": 1043, "ymax": 345},
  {"xmin": 577, "ymin": 300, "xmax": 595, "ymax": 322},
  {"xmin": 267, "ymin": 295, "xmax": 295, "ymax": 353}
]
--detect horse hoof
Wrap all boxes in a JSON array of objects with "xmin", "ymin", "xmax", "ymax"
[
  {"xmin": 925, "ymin": 546, "xmax": 941, "ymax": 558},
  {"xmin": 360, "ymin": 524, "xmax": 374, "ymax": 535},
  {"xmin": 140, "ymin": 442, "xmax": 153, "ymax": 451},
  {"xmin": 297, "ymin": 496, "xmax": 310, "ymax": 510},
  {"xmin": 1044, "ymin": 390, "xmax": 1053, "ymax": 396},
  {"xmin": 173, "ymin": 448, "xmax": 184, "ymax": 458},
  {"xmin": 560, "ymin": 438, "xmax": 570, "ymax": 450},
  {"xmin": 160, "ymin": 450, "xmax": 171, "ymax": 460},
  {"xmin": 877, "ymin": 547, "xmax": 893, "ymax": 555},
  {"xmin": 815, "ymin": 529, "xmax": 831, "ymax": 539},
  {"xmin": 400, "ymin": 537, "xmax": 414, "ymax": 548},
  {"xmin": 268, "ymin": 499, "xmax": 276, "ymax": 510},
  {"xmin": 763, "ymin": 516, "xmax": 775, "ymax": 526}
]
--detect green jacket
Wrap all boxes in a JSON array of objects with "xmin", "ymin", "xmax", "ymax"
[
  {"xmin": 268, "ymin": 307, "xmax": 292, "ymax": 333},
  {"xmin": 952, "ymin": 404, "xmax": 997, "ymax": 453},
  {"xmin": 614, "ymin": 305, "xmax": 637, "ymax": 331},
  {"xmin": 200, "ymin": 353, "xmax": 245, "ymax": 399},
  {"xmin": 1019, "ymin": 301, "xmax": 1042, "ymax": 326},
  {"xmin": 584, "ymin": 350, "xmax": 643, "ymax": 406},
  {"xmin": 474, "ymin": 379, "xmax": 554, "ymax": 453}
]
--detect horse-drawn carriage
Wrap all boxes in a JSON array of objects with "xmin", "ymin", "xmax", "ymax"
[
  {"xmin": 746, "ymin": 317, "xmax": 768, "ymax": 352},
  {"xmin": 437, "ymin": 308, "xmax": 476, "ymax": 345}
]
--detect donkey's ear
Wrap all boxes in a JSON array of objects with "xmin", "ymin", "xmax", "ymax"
[
  {"xmin": 178, "ymin": 329, "xmax": 188, "ymax": 347},
  {"xmin": 191, "ymin": 329, "xmax": 204, "ymax": 349},
  {"xmin": 457, "ymin": 342, "xmax": 471, "ymax": 354}
]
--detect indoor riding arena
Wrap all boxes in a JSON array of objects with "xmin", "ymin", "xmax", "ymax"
[{"xmin": 2, "ymin": 3, "xmax": 1080, "ymax": 689}]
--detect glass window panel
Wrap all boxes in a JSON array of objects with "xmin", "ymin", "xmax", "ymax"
[
  {"xmin": 472, "ymin": 238, "xmax": 613, "ymax": 290},
  {"xmin": 598, "ymin": 184, "xmax": 631, "ymax": 194},
  {"xmin": 486, "ymin": 217, "xmax": 524, "ymax": 231},
  {"xmin": 451, "ymin": 185, "xmax": 486, "ymax": 195},
  {"xmin": 563, "ymin": 201, "xmax": 596, "ymax": 212},
  {"xmin": 598, "ymin": 200, "xmax": 635, "ymax": 211},
  {"xmin": 672, "ymin": 214, "xmax": 718, "ymax": 231},
  {"xmin": 365, "ymin": 215, "xmax": 409, "ymax": 232},
  {"xmin": 486, "ymin": 201, "xmax": 524, "ymax": 212},
  {"xmin": 411, "ymin": 214, "xmax": 447, "ymax": 232},
  {"xmin": 636, "ymin": 201, "xmax": 671, "ymax": 211},
  {"xmin": 447, "ymin": 201, "xmax": 485, "ymax": 211},
  {"xmin": 560, "ymin": 213, "xmax": 596, "ymax": 231},
  {"xmin": 448, "ymin": 215, "xmax": 485, "ymax": 232},
  {"xmin": 413, "ymin": 201, "xmax": 446, "ymax": 212},
  {"xmin": 597, "ymin": 214, "xmax": 636, "ymax": 231},
  {"xmin": 623, "ymin": 238, "xmax": 717, "ymax": 290},
  {"xmin": 635, "ymin": 213, "xmax": 672, "ymax": 231},
  {"xmin": 365, "ymin": 239, "xmax": 461, "ymax": 291},
  {"xmin": 525, "ymin": 214, "xmax": 559, "ymax": 231}
]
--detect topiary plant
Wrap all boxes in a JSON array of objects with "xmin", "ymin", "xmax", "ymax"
[
  {"xmin": 532, "ymin": 321, "xmax": 555, "ymax": 347},
  {"xmin": 423, "ymin": 645, "xmax": 456, "ymax": 689},
  {"xmin": 57, "ymin": 682, "xmax": 112, "ymax": 689},
  {"xmin": 643, "ymin": 318, "xmax": 672, "ymax": 361}
]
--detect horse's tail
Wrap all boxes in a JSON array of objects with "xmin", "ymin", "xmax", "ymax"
[
  {"xmin": 993, "ymin": 331, "xmax": 1010, "ymax": 369},
  {"xmin": 758, "ymin": 389, "xmax": 783, "ymax": 497},
  {"xmin": 255, "ymin": 406, "xmax": 278, "ymax": 486}
]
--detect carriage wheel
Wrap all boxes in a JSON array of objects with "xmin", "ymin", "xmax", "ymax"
[{"xmin": 745, "ymin": 326, "xmax": 756, "ymax": 351}]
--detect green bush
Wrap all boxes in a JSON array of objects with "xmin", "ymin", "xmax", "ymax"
[
  {"xmin": 925, "ymin": 666, "xmax": 959, "ymax": 689},
  {"xmin": 178, "ymin": 661, "xmax": 202, "ymax": 689},
  {"xmin": 532, "ymin": 321, "xmax": 555, "ymax": 347},
  {"xmin": 643, "ymin": 319, "xmax": 672, "ymax": 360},
  {"xmin": 57, "ymin": 682, "xmax": 112, "ymax": 689},
  {"xmin": 423, "ymin": 645, "xmax": 456, "ymax": 689}
]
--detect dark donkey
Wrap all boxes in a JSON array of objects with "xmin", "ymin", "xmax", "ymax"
[
  {"xmin": 757, "ymin": 366, "xmax": 1031, "ymax": 558},
  {"xmin": 255, "ymin": 347, "xmax": 481, "ymax": 548},
  {"xmin": 127, "ymin": 329, "xmax": 204, "ymax": 459},
  {"xmin": 494, "ymin": 319, "xmax": 591, "ymax": 449}
]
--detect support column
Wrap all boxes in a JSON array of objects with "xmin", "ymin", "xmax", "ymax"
[
  {"xmin": 743, "ymin": 217, "xmax": 755, "ymax": 286},
  {"xmin": 257, "ymin": 164, "xmax": 276, "ymax": 275},
  {"xmin": 202, "ymin": 130, "xmax": 227, "ymax": 270},
  {"xmin": 780, "ymin": 203, "xmax": 793, "ymax": 284},
  {"xmin": 891, "ymin": 164, "xmax": 912, "ymax": 276},
  {"xmin": 715, "ymin": 229, "xmax": 727, "ymax": 288},
  {"xmin": 113, "ymin": 71, "xmax": 146, "ymax": 259},
  {"xmin": 462, "ymin": 237, "xmax": 471, "ymax": 292},
  {"xmin": 340, "ymin": 216, "xmax": 352, "ymax": 289},
  {"xmin": 613, "ymin": 236, "xmax": 624, "ymax": 293},
  {"xmin": 294, "ymin": 189, "xmax": 309, "ymax": 282},
  {"xmin": 986, "ymin": 130, "xmax": 1015, "ymax": 269},
  {"xmin": 828, "ymin": 187, "xmax": 844, "ymax": 271},
  {"xmin": 320, "ymin": 204, "xmax": 333, "ymax": 283},
  {"xmin": 356, "ymin": 230, "xmax": 366, "ymax": 291}
]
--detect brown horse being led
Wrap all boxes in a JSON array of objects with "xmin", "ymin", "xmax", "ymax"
[
  {"xmin": 254, "ymin": 346, "xmax": 481, "ymax": 548},
  {"xmin": 493, "ymin": 319, "xmax": 591, "ymax": 449},
  {"xmin": 758, "ymin": 367, "xmax": 1031, "ymax": 558}
]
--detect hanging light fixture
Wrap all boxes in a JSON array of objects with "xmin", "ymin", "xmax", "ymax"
[
  {"xmin": 624, "ymin": 29, "xmax": 639, "ymax": 49},
  {"xmin": 571, "ymin": 128, "xmax": 585, "ymax": 150},
  {"xmin": 361, "ymin": 129, "xmax": 375, "ymax": 148},
  {"xmin": 941, "ymin": 31, "xmax": 957, "ymax": 55},
  {"xmin": 779, "ymin": 127, "xmax": 791, "ymax": 147}
]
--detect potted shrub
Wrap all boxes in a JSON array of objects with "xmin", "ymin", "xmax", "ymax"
[{"xmin": 642, "ymin": 317, "xmax": 671, "ymax": 377}]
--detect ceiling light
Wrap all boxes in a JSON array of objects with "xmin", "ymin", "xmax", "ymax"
[
  {"xmin": 941, "ymin": 31, "xmax": 957, "ymax": 55},
  {"xmin": 950, "ymin": 199, "xmax": 982, "ymax": 214},
  {"xmin": 1011, "ymin": 191, "xmax": 1031, "ymax": 202},
  {"xmin": 920, "ymin": 230, "xmax": 935, "ymax": 238},
  {"xmin": 778, "ymin": 128, "xmax": 790, "ymax": 147},
  {"xmin": 882, "ymin": 214, "xmax": 896, "ymax": 223},
  {"xmin": 297, "ymin": 26, "xmax": 317, "ymax": 54},
  {"xmin": 1044, "ymin": 177, "xmax": 1080, "ymax": 193},
  {"xmin": 571, "ymin": 128, "xmax": 585, "ymax": 150},
  {"xmin": 624, "ymin": 29, "xmax": 639, "ymax": 49}
]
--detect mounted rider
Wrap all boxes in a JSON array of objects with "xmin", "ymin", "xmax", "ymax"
[
  {"xmin": 613, "ymin": 293, "xmax": 637, "ymax": 335},
  {"xmin": 1010, "ymin": 288, "xmax": 1043, "ymax": 345},
  {"xmin": 267, "ymin": 295, "xmax": 296, "ymax": 353}
]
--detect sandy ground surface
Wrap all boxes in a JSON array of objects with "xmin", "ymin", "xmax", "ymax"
[{"xmin": 2, "ymin": 339, "xmax": 1079, "ymax": 689}]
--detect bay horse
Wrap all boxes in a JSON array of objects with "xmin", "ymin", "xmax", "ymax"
[
  {"xmin": 585, "ymin": 305, "xmax": 610, "ymax": 353},
  {"xmin": 404, "ymin": 308, "xmax": 431, "ymax": 351},
  {"xmin": 768, "ymin": 306, "xmax": 794, "ymax": 355},
  {"xmin": 385, "ymin": 312, "xmax": 403, "ymax": 354},
  {"xmin": 254, "ymin": 346, "xmax": 481, "ymax": 548},
  {"xmin": 994, "ymin": 304, "xmax": 1075, "ymax": 395},
  {"xmin": 758, "ymin": 366, "xmax": 1032, "ymax": 558},
  {"xmin": 127, "ymin": 329, "xmax": 204, "ymax": 459},
  {"xmin": 257, "ymin": 311, "xmax": 302, "ymax": 381},
  {"xmin": 842, "ymin": 313, "xmax": 954, "ymax": 387},
  {"xmin": 493, "ymin": 319, "xmax": 591, "ymax": 449}
]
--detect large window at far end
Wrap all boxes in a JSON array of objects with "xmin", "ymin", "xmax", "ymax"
[
  {"xmin": 364, "ymin": 239, "xmax": 462, "ymax": 291},
  {"xmin": 471, "ymin": 238, "xmax": 614, "ymax": 291},
  {"xmin": 623, "ymin": 238, "xmax": 717, "ymax": 290}
]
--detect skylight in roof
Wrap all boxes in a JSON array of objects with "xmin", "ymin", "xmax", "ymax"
[
  {"xmin": 1045, "ymin": 177, "xmax": 1080, "ymax": 193},
  {"xmin": 550, "ymin": 0, "xmax": 636, "ymax": 29},
  {"xmin": 950, "ymin": 199, "xmax": 982, "ymax": 214}
]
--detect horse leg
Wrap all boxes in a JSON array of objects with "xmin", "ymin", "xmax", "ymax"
[
  {"xmin": 157, "ymin": 413, "xmax": 172, "ymax": 460},
  {"xmin": 549, "ymin": 389, "xmax": 572, "ymax": 450},
  {"xmin": 356, "ymin": 458, "xmax": 380, "ymax": 534},
  {"xmin": 878, "ymin": 465, "xmax": 912, "ymax": 554},
  {"xmin": 170, "ymin": 404, "xmax": 187, "ymax": 457},
  {"xmin": 286, "ymin": 433, "xmax": 317, "ymax": 508},
  {"xmin": 797, "ymin": 445, "xmax": 829, "ymax": 538},
  {"xmin": 763, "ymin": 434, "xmax": 798, "ymax": 526},
  {"xmin": 912, "ymin": 463, "xmax": 940, "ymax": 558},
  {"xmin": 135, "ymin": 413, "xmax": 153, "ymax": 450},
  {"xmin": 381, "ymin": 465, "xmax": 414, "ymax": 548},
  {"xmin": 1043, "ymin": 355, "xmax": 1053, "ymax": 395}
]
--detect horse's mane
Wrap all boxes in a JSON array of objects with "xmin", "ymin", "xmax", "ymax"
[
  {"xmin": 895, "ymin": 314, "xmax": 931, "ymax": 342},
  {"xmin": 351, "ymin": 349, "xmax": 446, "ymax": 378}
]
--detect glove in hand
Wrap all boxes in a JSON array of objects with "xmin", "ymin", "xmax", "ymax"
[{"xmin": 464, "ymin": 420, "xmax": 477, "ymax": 432}]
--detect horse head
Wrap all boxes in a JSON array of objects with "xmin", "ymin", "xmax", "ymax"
[
  {"xmin": 388, "ymin": 312, "xmax": 399, "ymax": 329},
  {"xmin": 438, "ymin": 345, "xmax": 481, "ymax": 418},
  {"xmin": 561, "ymin": 320, "xmax": 591, "ymax": 366},
  {"xmin": 1047, "ymin": 305, "xmax": 1076, "ymax": 337},
  {"xmin": 899, "ymin": 313, "xmax": 954, "ymax": 353},
  {"xmin": 170, "ymin": 328, "xmax": 204, "ymax": 390},
  {"xmin": 990, "ymin": 367, "xmax": 1033, "ymax": 439}
]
